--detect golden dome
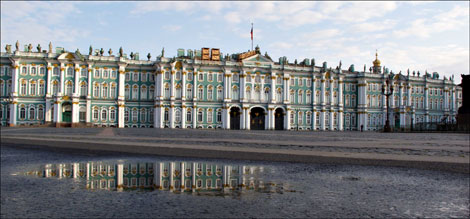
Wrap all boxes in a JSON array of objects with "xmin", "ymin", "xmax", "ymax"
[{"xmin": 373, "ymin": 51, "xmax": 381, "ymax": 67}]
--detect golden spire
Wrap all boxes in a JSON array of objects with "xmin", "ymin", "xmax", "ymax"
[{"xmin": 373, "ymin": 50, "xmax": 381, "ymax": 67}]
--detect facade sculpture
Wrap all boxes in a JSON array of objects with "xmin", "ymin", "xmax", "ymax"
[{"xmin": 0, "ymin": 43, "xmax": 463, "ymax": 131}]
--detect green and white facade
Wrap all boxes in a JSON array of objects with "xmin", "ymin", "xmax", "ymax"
[{"xmin": 0, "ymin": 43, "xmax": 462, "ymax": 131}]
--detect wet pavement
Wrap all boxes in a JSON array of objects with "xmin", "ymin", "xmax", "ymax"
[{"xmin": 1, "ymin": 144, "xmax": 469, "ymax": 218}]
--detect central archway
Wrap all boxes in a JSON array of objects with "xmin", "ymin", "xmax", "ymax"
[
  {"xmin": 250, "ymin": 107, "xmax": 265, "ymax": 130},
  {"xmin": 275, "ymin": 108, "xmax": 284, "ymax": 130},
  {"xmin": 62, "ymin": 102, "xmax": 72, "ymax": 123},
  {"xmin": 229, "ymin": 107, "xmax": 240, "ymax": 130}
]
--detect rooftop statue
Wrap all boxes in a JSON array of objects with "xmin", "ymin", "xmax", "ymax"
[
  {"xmin": 28, "ymin": 44, "xmax": 33, "ymax": 52},
  {"xmin": 100, "ymin": 48, "xmax": 104, "ymax": 56},
  {"xmin": 161, "ymin": 47, "xmax": 165, "ymax": 57},
  {"xmin": 147, "ymin": 53, "xmax": 151, "ymax": 61},
  {"xmin": 119, "ymin": 47, "xmax": 123, "ymax": 57},
  {"xmin": 130, "ymin": 52, "xmax": 134, "ymax": 59},
  {"xmin": 15, "ymin": 40, "xmax": 19, "ymax": 51},
  {"xmin": 37, "ymin": 44, "xmax": 41, "ymax": 52},
  {"xmin": 364, "ymin": 64, "xmax": 366, "ymax": 72},
  {"xmin": 108, "ymin": 48, "xmax": 113, "ymax": 55},
  {"xmin": 5, "ymin": 44, "xmax": 11, "ymax": 53},
  {"xmin": 89, "ymin": 45, "xmax": 93, "ymax": 55},
  {"xmin": 49, "ymin": 42, "xmax": 52, "ymax": 53}
]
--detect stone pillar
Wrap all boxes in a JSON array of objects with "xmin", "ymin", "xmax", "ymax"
[
  {"xmin": 321, "ymin": 76, "xmax": 326, "ymax": 105},
  {"xmin": 240, "ymin": 71, "xmax": 246, "ymax": 102},
  {"xmin": 118, "ymin": 66, "xmax": 126, "ymax": 128},
  {"xmin": 170, "ymin": 69, "xmax": 175, "ymax": 101},
  {"xmin": 193, "ymin": 71, "xmax": 198, "ymax": 101},
  {"xmin": 286, "ymin": 108, "xmax": 291, "ymax": 130},
  {"xmin": 181, "ymin": 70, "xmax": 187, "ymax": 101},
  {"xmin": 192, "ymin": 106, "xmax": 197, "ymax": 128},
  {"xmin": 268, "ymin": 107, "xmax": 275, "ymax": 130},
  {"xmin": 338, "ymin": 111, "xmax": 344, "ymax": 131},
  {"xmin": 45, "ymin": 99, "xmax": 52, "ymax": 123},
  {"xmin": 320, "ymin": 110, "xmax": 325, "ymax": 130},
  {"xmin": 425, "ymin": 87, "xmax": 429, "ymax": 122},
  {"xmin": 329, "ymin": 110, "xmax": 334, "ymax": 130},
  {"xmin": 283, "ymin": 75, "xmax": 290, "ymax": 104},
  {"xmin": 191, "ymin": 162, "xmax": 196, "ymax": 192},
  {"xmin": 117, "ymin": 164, "xmax": 123, "ymax": 188},
  {"xmin": 157, "ymin": 70, "xmax": 164, "ymax": 100},
  {"xmin": 9, "ymin": 64, "xmax": 19, "ymax": 126},
  {"xmin": 169, "ymin": 162, "xmax": 174, "ymax": 190},
  {"xmin": 312, "ymin": 110, "xmax": 317, "ymax": 130},
  {"xmin": 270, "ymin": 74, "xmax": 276, "ymax": 103},
  {"xmin": 222, "ymin": 106, "xmax": 229, "ymax": 129},
  {"xmin": 338, "ymin": 79, "xmax": 344, "ymax": 107},
  {"xmin": 407, "ymin": 85, "xmax": 412, "ymax": 106},
  {"xmin": 169, "ymin": 105, "xmax": 175, "ymax": 128},
  {"xmin": 245, "ymin": 107, "xmax": 250, "ymax": 130},
  {"xmin": 181, "ymin": 106, "xmax": 186, "ymax": 129},
  {"xmin": 59, "ymin": 63, "xmax": 65, "ymax": 94},
  {"xmin": 399, "ymin": 83, "xmax": 404, "ymax": 107}
]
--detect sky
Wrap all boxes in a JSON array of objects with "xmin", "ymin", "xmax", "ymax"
[{"xmin": 1, "ymin": 1, "xmax": 469, "ymax": 83}]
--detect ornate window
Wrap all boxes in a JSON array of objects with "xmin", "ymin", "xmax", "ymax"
[
  {"xmin": 39, "ymin": 67, "xmax": 45, "ymax": 76},
  {"xmin": 207, "ymin": 86, "xmax": 213, "ymax": 101},
  {"xmin": 298, "ymin": 111, "xmax": 303, "ymax": 125},
  {"xmin": 110, "ymin": 107, "xmax": 116, "ymax": 121},
  {"xmin": 164, "ymin": 108, "xmax": 169, "ymax": 122},
  {"xmin": 141, "ymin": 109, "xmax": 147, "ymax": 123},
  {"xmin": 101, "ymin": 84, "xmax": 108, "ymax": 98},
  {"xmin": 53, "ymin": 67, "xmax": 59, "ymax": 76},
  {"xmin": 141, "ymin": 85, "xmax": 147, "ymax": 100},
  {"xmin": 208, "ymin": 72, "xmax": 213, "ymax": 82},
  {"xmin": 298, "ymin": 90, "xmax": 303, "ymax": 104},
  {"xmin": 111, "ymin": 70, "xmax": 117, "ymax": 79},
  {"xmin": 66, "ymin": 82, "xmax": 73, "ymax": 96},
  {"xmin": 29, "ymin": 105, "xmax": 35, "ymax": 120},
  {"xmin": 52, "ymin": 81, "xmax": 59, "ymax": 95},
  {"xmin": 175, "ymin": 71, "xmax": 181, "ymax": 80},
  {"xmin": 246, "ymin": 86, "xmax": 251, "ymax": 101},
  {"xmin": 22, "ymin": 66, "xmax": 27, "ymax": 75},
  {"xmin": 93, "ymin": 107, "xmax": 99, "ymax": 121},
  {"xmin": 186, "ymin": 85, "xmax": 193, "ymax": 99},
  {"xmin": 20, "ymin": 81, "xmax": 27, "ymax": 96},
  {"xmin": 93, "ymin": 83, "xmax": 100, "ymax": 98},
  {"xmin": 175, "ymin": 109, "xmax": 181, "ymax": 123},
  {"xmin": 132, "ymin": 85, "xmax": 139, "ymax": 100},
  {"xmin": 94, "ymin": 69, "xmax": 100, "ymax": 78},
  {"xmin": 67, "ymin": 67, "xmax": 73, "ymax": 77},
  {"xmin": 217, "ymin": 86, "xmax": 223, "ymax": 101},
  {"xmin": 217, "ymin": 110, "xmax": 222, "ymax": 123},
  {"xmin": 101, "ymin": 108, "xmax": 107, "ymax": 121},
  {"xmin": 110, "ymin": 84, "xmax": 116, "ymax": 98},
  {"xmin": 217, "ymin": 73, "xmax": 223, "ymax": 82},
  {"xmin": 175, "ymin": 85, "xmax": 182, "ymax": 99},
  {"xmin": 197, "ymin": 110, "xmax": 203, "ymax": 122},
  {"xmin": 198, "ymin": 86, "xmax": 204, "ymax": 100},
  {"xmin": 103, "ymin": 70, "xmax": 109, "ymax": 78},
  {"xmin": 164, "ymin": 71, "xmax": 170, "ymax": 80},
  {"xmin": 290, "ymin": 111, "xmax": 294, "ymax": 125},
  {"xmin": 39, "ymin": 81, "xmax": 45, "ymax": 96},
  {"xmin": 187, "ymin": 72, "xmax": 193, "ymax": 81},
  {"xmin": 19, "ymin": 105, "xmax": 26, "ymax": 120},
  {"xmin": 207, "ymin": 109, "xmax": 213, "ymax": 123},
  {"xmin": 124, "ymin": 108, "xmax": 129, "ymax": 122},
  {"xmin": 31, "ymin": 67, "xmax": 37, "ymax": 75},
  {"xmin": 132, "ymin": 108, "xmax": 138, "ymax": 122},
  {"xmin": 276, "ymin": 88, "xmax": 282, "ymax": 103},
  {"xmin": 232, "ymin": 73, "xmax": 239, "ymax": 83},
  {"xmin": 133, "ymin": 72, "xmax": 139, "ymax": 82},
  {"xmin": 306, "ymin": 91, "xmax": 311, "ymax": 104},
  {"xmin": 30, "ymin": 81, "xmax": 36, "ymax": 96},
  {"xmin": 306, "ymin": 112, "xmax": 311, "ymax": 125},
  {"xmin": 149, "ymin": 86, "xmax": 155, "ymax": 100},
  {"xmin": 141, "ymin": 72, "xmax": 147, "ymax": 82},
  {"xmin": 38, "ymin": 105, "xmax": 44, "ymax": 120},
  {"xmin": 80, "ymin": 68, "xmax": 87, "ymax": 77},
  {"xmin": 289, "ymin": 90, "xmax": 294, "ymax": 102},
  {"xmin": 164, "ymin": 84, "xmax": 170, "ymax": 99},
  {"xmin": 186, "ymin": 108, "xmax": 192, "ymax": 122},
  {"xmin": 232, "ymin": 86, "xmax": 239, "ymax": 100},
  {"xmin": 264, "ymin": 88, "xmax": 270, "ymax": 102}
]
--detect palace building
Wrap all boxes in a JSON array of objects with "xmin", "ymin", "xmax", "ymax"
[{"xmin": 0, "ymin": 42, "xmax": 463, "ymax": 131}]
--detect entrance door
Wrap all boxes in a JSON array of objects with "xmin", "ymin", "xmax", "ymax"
[
  {"xmin": 250, "ymin": 107, "xmax": 265, "ymax": 130},
  {"xmin": 275, "ymin": 108, "xmax": 284, "ymax": 130},
  {"xmin": 394, "ymin": 114, "xmax": 400, "ymax": 128},
  {"xmin": 230, "ymin": 107, "xmax": 240, "ymax": 130},
  {"xmin": 62, "ymin": 103, "xmax": 72, "ymax": 123}
]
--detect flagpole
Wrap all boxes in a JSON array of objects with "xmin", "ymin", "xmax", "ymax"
[{"xmin": 251, "ymin": 23, "xmax": 253, "ymax": 51}]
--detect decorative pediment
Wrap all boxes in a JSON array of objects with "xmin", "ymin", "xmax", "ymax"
[
  {"xmin": 57, "ymin": 52, "xmax": 78, "ymax": 60},
  {"xmin": 241, "ymin": 54, "xmax": 273, "ymax": 67}
]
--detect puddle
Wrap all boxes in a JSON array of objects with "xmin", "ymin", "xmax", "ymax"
[{"xmin": 24, "ymin": 161, "xmax": 291, "ymax": 196}]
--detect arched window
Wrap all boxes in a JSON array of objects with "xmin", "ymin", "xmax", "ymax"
[
  {"xmin": 53, "ymin": 67, "xmax": 59, "ymax": 76},
  {"xmin": 124, "ymin": 108, "xmax": 129, "ymax": 122},
  {"xmin": 81, "ymin": 68, "xmax": 87, "ymax": 77},
  {"xmin": 38, "ymin": 105, "xmax": 44, "ymax": 120},
  {"xmin": 149, "ymin": 86, "xmax": 155, "ymax": 100},
  {"xmin": 103, "ymin": 70, "xmax": 109, "ymax": 78},
  {"xmin": 298, "ymin": 90, "xmax": 303, "ymax": 104},
  {"xmin": 164, "ymin": 84, "xmax": 170, "ymax": 99},
  {"xmin": 110, "ymin": 108, "xmax": 116, "ymax": 121},
  {"xmin": 125, "ymin": 85, "xmax": 130, "ymax": 99},
  {"xmin": 94, "ymin": 83, "xmax": 100, "ymax": 98},
  {"xmin": 217, "ymin": 86, "xmax": 223, "ymax": 100},
  {"xmin": 352, "ymin": 95, "xmax": 356, "ymax": 107},
  {"xmin": 334, "ymin": 113, "xmax": 338, "ymax": 126},
  {"xmin": 39, "ymin": 81, "xmax": 45, "ymax": 96},
  {"xmin": 101, "ymin": 84, "xmax": 108, "ymax": 98},
  {"xmin": 187, "ymin": 72, "xmax": 193, "ymax": 81},
  {"xmin": 19, "ymin": 105, "xmax": 26, "ymax": 120},
  {"xmin": 20, "ymin": 81, "xmax": 27, "ymax": 95},
  {"xmin": 141, "ymin": 109, "xmax": 147, "ymax": 123},
  {"xmin": 290, "ymin": 111, "xmax": 294, "ymax": 125},
  {"xmin": 30, "ymin": 81, "xmax": 36, "ymax": 96},
  {"xmin": 93, "ymin": 107, "xmax": 99, "ymax": 121},
  {"xmin": 110, "ymin": 84, "xmax": 116, "ymax": 98},
  {"xmin": 132, "ymin": 85, "xmax": 139, "ymax": 100},
  {"xmin": 176, "ymin": 71, "xmax": 181, "ymax": 80},
  {"xmin": 316, "ymin": 91, "xmax": 320, "ymax": 103},
  {"xmin": 197, "ymin": 110, "xmax": 203, "ymax": 122},
  {"xmin": 133, "ymin": 72, "xmax": 139, "ymax": 81},
  {"xmin": 66, "ymin": 82, "xmax": 73, "ymax": 96},
  {"xmin": 276, "ymin": 88, "xmax": 282, "ymax": 103},
  {"xmin": 132, "ymin": 108, "xmax": 138, "ymax": 122},
  {"xmin": 94, "ymin": 69, "xmax": 100, "ymax": 78},
  {"xmin": 149, "ymin": 108, "xmax": 154, "ymax": 122},
  {"xmin": 125, "ymin": 72, "xmax": 130, "ymax": 81},
  {"xmin": 264, "ymin": 88, "xmax": 270, "ymax": 102},
  {"xmin": 101, "ymin": 108, "xmax": 107, "ymax": 121},
  {"xmin": 0, "ymin": 80, "xmax": 4, "ymax": 97},
  {"xmin": 325, "ymin": 113, "xmax": 330, "ymax": 127},
  {"xmin": 22, "ymin": 67, "xmax": 27, "ymax": 74},
  {"xmin": 333, "ymin": 92, "xmax": 337, "ymax": 105},
  {"xmin": 207, "ymin": 86, "xmax": 213, "ymax": 101},
  {"xmin": 345, "ymin": 95, "xmax": 350, "ymax": 106},
  {"xmin": 290, "ymin": 90, "xmax": 295, "ymax": 102},
  {"xmin": 217, "ymin": 110, "xmax": 222, "ymax": 123},
  {"xmin": 207, "ymin": 109, "xmax": 213, "ymax": 123},
  {"xmin": 175, "ymin": 109, "xmax": 181, "ymax": 123},
  {"xmin": 164, "ymin": 108, "xmax": 169, "ymax": 122},
  {"xmin": 246, "ymin": 87, "xmax": 251, "ymax": 101},
  {"xmin": 306, "ymin": 112, "xmax": 311, "ymax": 125},
  {"xmin": 31, "ymin": 67, "xmax": 36, "ymax": 75},
  {"xmin": 208, "ymin": 72, "xmax": 213, "ymax": 82},
  {"xmin": 255, "ymin": 86, "xmax": 261, "ymax": 101},
  {"xmin": 67, "ymin": 67, "xmax": 73, "ymax": 77},
  {"xmin": 175, "ymin": 85, "xmax": 181, "ymax": 99},
  {"xmin": 298, "ymin": 111, "xmax": 303, "ymax": 125},
  {"xmin": 52, "ymin": 81, "xmax": 59, "ymax": 95},
  {"xmin": 276, "ymin": 76, "xmax": 281, "ymax": 84},
  {"xmin": 306, "ymin": 91, "xmax": 311, "ymax": 104},
  {"xmin": 198, "ymin": 86, "xmax": 204, "ymax": 100},
  {"xmin": 186, "ymin": 85, "xmax": 193, "ymax": 99},
  {"xmin": 29, "ymin": 105, "xmax": 35, "ymax": 120},
  {"xmin": 326, "ymin": 92, "xmax": 330, "ymax": 104},
  {"xmin": 39, "ymin": 67, "xmax": 45, "ymax": 75},
  {"xmin": 141, "ymin": 85, "xmax": 147, "ymax": 100},
  {"xmin": 164, "ymin": 71, "xmax": 170, "ymax": 80},
  {"xmin": 232, "ymin": 86, "xmax": 239, "ymax": 100},
  {"xmin": 186, "ymin": 108, "xmax": 192, "ymax": 122}
]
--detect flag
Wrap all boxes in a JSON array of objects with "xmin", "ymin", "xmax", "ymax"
[{"xmin": 250, "ymin": 25, "xmax": 253, "ymax": 40}]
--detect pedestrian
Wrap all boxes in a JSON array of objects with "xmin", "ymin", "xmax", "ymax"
[{"xmin": 361, "ymin": 124, "xmax": 364, "ymax": 132}]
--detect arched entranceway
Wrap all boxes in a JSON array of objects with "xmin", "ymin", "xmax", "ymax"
[
  {"xmin": 394, "ymin": 113, "xmax": 400, "ymax": 128},
  {"xmin": 250, "ymin": 107, "xmax": 265, "ymax": 130},
  {"xmin": 275, "ymin": 108, "xmax": 284, "ymax": 130},
  {"xmin": 230, "ymin": 107, "xmax": 240, "ymax": 130},
  {"xmin": 62, "ymin": 102, "xmax": 72, "ymax": 123}
]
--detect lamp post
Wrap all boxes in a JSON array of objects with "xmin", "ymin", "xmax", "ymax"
[{"xmin": 382, "ymin": 77, "xmax": 394, "ymax": 132}]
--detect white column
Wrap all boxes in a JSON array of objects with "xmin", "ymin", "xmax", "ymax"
[
  {"xmin": 245, "ymin": 107, "xmax": 250, "ymax": 130},
  {"xmin": 329, "ymin": 111, "xmax": 334, "ymax": 130},
  {"xmin": 192, "ymin": 107, "xmax": 197, "ymax": 128},
  {"xmin": 399, "ymin": 83, "xmax": 404, "ymax": 107},
  {"xmin": 284, "ymin": 75, "xmax": 290, "ymax": 104},
  {"xmin": 312, "ymin": 110, "xmax": 317, "ymax": 130},
  {"xmin": 193, "ymin": 71, "xmax": 198, "ymax": 101},
  {"xmin": 338, "ymin": 80, "xmax": 343, "ymax": 107},
  {"xmin": 321, "ymin": 77, "xmax": 326, "ymax": 105},
  {"xmin": 270, "ymin": 74, "xmax": 276, "ymax": 103},
  {"xmin": 338, "ymin": 111, "xmax": 344, "ymax": 131},
  {"xmin": 180, "ymin": 162, "xmax": 185, "ymax": 191},
  {"xmin": 320, "ymin": 111, "xmax": 325, "ymax": 130},
  {"xmin": 169, "ymin": 106, "xmax": 175, "ymax": 128},
  {"xmin": 59, "ymin": 64, "xmax": 65, "ymax": 95},
  {"xmin": 268, "ymin": 107, "xmax": 275, "ymax": 130},
  {"xmin": 117, "ymin": 164, "xmax": 123, "ymax": 188},
  {"xmin": 407, "ymin": 85, "xmax": 412, "ymax": 106},
  {"xmin": 240, "ymin": 72, "xmax": 246, "ymax": 102},
  {"xmin": 170, "ymin": 70, "xmax": 175, "ymax": 100},
  {"xmin": 169, "ymin": 162, "xmax": 174, "ymax": 190},
  {"xmin": 46, "ymin": 65, "xmax": 52, "ymax": 95},
  {"xmin": 181, "ymin": 106, "xmax": 186, "ymax": 129},
  {"xmin": 286, "ymin": 108, "xmax": 291, "ymax": 130},
  {"xmin": 181, "ymin": 70, "xmax": 187, "ymax": 101},
  {"xmin": 118, "ymin": 66, "xmax": 126, "ymax": 128}
]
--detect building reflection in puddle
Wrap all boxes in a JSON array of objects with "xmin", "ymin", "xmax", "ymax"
[{"xmin": 25, "ymin": 161, "xmax": 290, "ymax": 195}]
